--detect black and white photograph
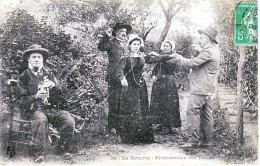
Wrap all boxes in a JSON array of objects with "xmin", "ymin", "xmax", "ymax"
[{"xmin": 0, "ymin": 0, "xmax": 258, "ymax": 165}]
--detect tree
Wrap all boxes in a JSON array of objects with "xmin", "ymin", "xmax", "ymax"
[
  {"xmin": 158, "ymin": 0, "xmax": 190, "ymax": 48},
  {"xmin": 130, "ymin": 0, "xmax": 159, "ymax": 41},
  {"xmin": 236, "ymin": 46, "xmax": 246, "ymax": 144},
  {"xmin": 212, "ymin": 0, "xmax": 258, "ymax": 144}
]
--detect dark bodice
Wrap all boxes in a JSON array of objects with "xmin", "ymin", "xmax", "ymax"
[
  {"xmin": 118, "ymin": 56, "xmax": 145, "ymax": 88},
  {"xmin": 152, "ymin": 54, "xmax": 177, "ymax": 77}
]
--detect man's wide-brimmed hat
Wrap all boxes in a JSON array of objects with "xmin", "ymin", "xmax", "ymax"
[
  {"xmin": 23, "ymin": 44, "xmax": 49, "ymax": 60},
  {"xmin": 198, "ymin": 26, "xmax": 218, "ymax": 44},
  {"xmin": 112, "ymin": 22, "xmax": 132, "ymax": 37}
]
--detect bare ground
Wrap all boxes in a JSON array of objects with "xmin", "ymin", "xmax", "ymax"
[{"xmin": 0, "ymin": 84, "xmax": 257, "ymax": 165}]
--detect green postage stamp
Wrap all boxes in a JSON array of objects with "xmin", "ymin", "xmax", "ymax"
[{"xmin": 235, "ymin": 2, "xmax": 258, "ymax": 45}]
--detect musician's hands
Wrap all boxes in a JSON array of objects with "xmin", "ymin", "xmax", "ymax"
[
  {"xmin": 36, "ymin": 89, "xmax": 48, "ymax": 100},
  {"xmin": 44, "ymin": 80, "xmax": 55, "ymax": 89},
  {"xmin": 121, "ymin": 78, "xmax": 128, "ymax": 91},
  {"xmin": 151, "ymin": 75, "xmax": 157, "ymax": 82}
]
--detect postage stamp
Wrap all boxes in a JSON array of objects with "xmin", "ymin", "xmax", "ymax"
[{"xmin": 235, "ymin": 2, "xmax": 258, "ymax": 45}]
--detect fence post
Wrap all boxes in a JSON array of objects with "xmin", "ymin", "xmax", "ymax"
[{"xmin": 237, "ymin": 46, "xmax": 246, "ymax": 144}]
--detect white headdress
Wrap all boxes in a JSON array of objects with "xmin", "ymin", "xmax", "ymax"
[
  {"xmin": 161, "ymin": 40, "xmax": 175, "ymax": 52},
  {"xmin": 127, "ymin": 34, "xmax": 144, "ymax": 47}
]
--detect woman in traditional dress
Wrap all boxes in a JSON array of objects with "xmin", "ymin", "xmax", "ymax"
[
  {"xmin": 116, "ymin": 34, "xmax": 161, "ymax": 144},
  {"xmin": 150, "ymin": 40, "xmax": 181, "ymax": 134}
]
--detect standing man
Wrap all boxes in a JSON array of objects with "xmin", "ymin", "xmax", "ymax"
[
  {"xmin": 98, "ymin": 22, "xmax": 132, "ymax": 134},
  {"xmin": 17, "ymin": 44, "xmax": 75, "ymax": 161},
  {"xmin": 171, "ymin": 26, "xmax": 220, "ymax": 148}
]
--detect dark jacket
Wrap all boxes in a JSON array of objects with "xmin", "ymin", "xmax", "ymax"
[
  {"xmin": 151, "ymin": 61, "xmax": 177, "ymax": 78},
  {"xmin": 17, "ymin": 67, "xmax": 62, "ymax": 114},
  {"xmin": 98, "ymin": 34, "xmax": 127, "ymax": 83}
]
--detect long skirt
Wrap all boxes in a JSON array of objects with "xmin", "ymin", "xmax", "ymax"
[
  {"xmin": 150, "ymin": 75, "xmax": 181, "ymax": 128},
  {"xmin": 118, "ymin": 80, "xmax": 154, "ymax": 144}
]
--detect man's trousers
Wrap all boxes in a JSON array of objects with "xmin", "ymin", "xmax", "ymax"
[
  {"xmin": 107, "ymin": 80, "xmax": 122, "ymax": 131},
  {"xmin": 186, "ymin": 94, "xmax": 214, "ymax": 145},
  {"xmin": 31, "ymin": 110, "xmax": 75, "ymax": 155}
]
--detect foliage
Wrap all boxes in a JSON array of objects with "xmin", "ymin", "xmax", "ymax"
[
  {"xmin": 212, "ymin": 0, "xmax": 258, "ymax": 111},
  {"xmin": 242, "ymin": 48, "xmax": 258, "ymax": 109},
  {"xmin": 0, "ymin": 9, "xmax": 108, "ymax": 150},
  {"xmin": 218, "ymin": 41, "xmax": 258, "ymax": 112},
  {"xmin": 0, "ymin": 0, "xmax": 167, "ymax": 151},
  {"xmin": 172, "ymin": 34, "xmax": 193, "ymax": 89},
  {"xmin": 0, "ymin": 0, "xmax": 257, "ymax": 160},
  {"xmin": 0, "ymin": 10, "xmax": 75, "ymax": 75},
  {"xmin": 47, "ymin": 0, "xmax": 123, "ymax": 24},
  {"xmin": 212, "ymin": 107, "xmax": 258, "ymax": 163},
  {"xmin": 157, "ymin": 0, "xmax": 191, "ymax": 48}
]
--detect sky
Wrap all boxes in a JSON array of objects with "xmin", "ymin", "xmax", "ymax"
[
  {"xmin": 0, "ymin": 0, "xmax": 51, "ymax": 23},
  {"xmin": 0, "ymin": 0, "xmax": 217, "ymax": 42},
  {"xmin": 146, "ymin": 1, "xmax": 216, "ymax": 42}
]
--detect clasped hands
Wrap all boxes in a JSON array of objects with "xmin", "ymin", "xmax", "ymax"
[
  {"xmin": 168, "ymin": 53, "xmax": 183, "ymax": 62},
  {"xmin": 147, "ymin": 51, "xmax": 160, "ymax": 57},
  {"xmin": 148, "ymin": 51, "xmax": 183, "ymax": 62}
]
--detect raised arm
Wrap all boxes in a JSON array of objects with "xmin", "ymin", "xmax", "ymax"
[
  {"xmin": 98, "ymin": 33, "xmax": 112, "ymax": 52},
  {"xmin": 98, "ymin": 28, "xmax": 114, "ymax": 51}
]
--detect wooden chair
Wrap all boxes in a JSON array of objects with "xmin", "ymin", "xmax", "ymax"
[{"xmin": 5, "ymin": 79, "xmax": 48, "ymax": 158}]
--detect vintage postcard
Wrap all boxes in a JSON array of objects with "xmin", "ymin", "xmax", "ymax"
[{"xmin": 0, "ymin": 0, "xmax": 258, "ymax": 165}]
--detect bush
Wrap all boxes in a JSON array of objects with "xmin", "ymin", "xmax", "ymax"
[
  {"xmin": 212, "ymin": 107, "xmax": 258, "ymax": 163},
  {"xmin": 219, "ymin": 47, "xmax": 258, "ymax": 112},
  {"xmin": 0, "ymin": 9, "xmax": 109, "ymax": 151}
]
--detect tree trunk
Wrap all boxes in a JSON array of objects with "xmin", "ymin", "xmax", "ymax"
[
  {"xmin": 143, "ymin": 26, "xmax": 156, "ymax": 42},
  {"xmin": 237, "ymin": 46, "xmax": 246, "ymax": 144},
  {"xmin": 158, "ymin": 19, "xmax": 172, "ymax": 50}
]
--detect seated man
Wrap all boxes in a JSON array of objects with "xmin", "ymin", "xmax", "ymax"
[{"xmin": 17, "ymin": 44, "xmax": 75, "ymax": 161}]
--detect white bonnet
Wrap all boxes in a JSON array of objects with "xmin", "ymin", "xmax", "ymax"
[
  {"xmin": 127, "ymin": 34, "xmax": 144, "ymax": 47},
  {"xmin": 161, "ymin": 40, "xmax": 175, "ymax": 52}
]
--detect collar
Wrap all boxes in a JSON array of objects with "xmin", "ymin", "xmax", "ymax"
[
  {"xmin": 130, "ymin": 52, "xmax": 143, "ymax": 57},
  {"xmin": 116, "ymin": 37, "xmax": 126, "ymax": 43},
  {"xmin": 28, "ymin": 63, "xmax": 43, "ymax": 76}
]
